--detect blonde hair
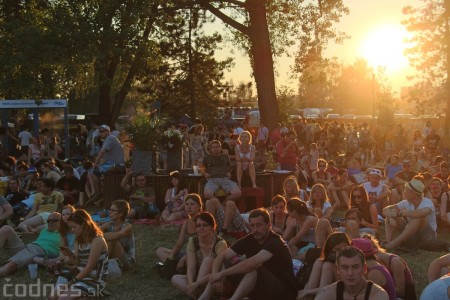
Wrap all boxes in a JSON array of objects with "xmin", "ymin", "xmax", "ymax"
[{"xmin": 238, "ymin": 131, "xmax": 253, "ymax": 144}]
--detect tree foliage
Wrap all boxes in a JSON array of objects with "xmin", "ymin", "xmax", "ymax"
[{"xmin": 402, "ymin": 0, "xmax": 448, "ymax": 115}]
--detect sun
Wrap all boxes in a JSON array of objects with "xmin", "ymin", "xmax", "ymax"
[{"xmin": 359, "ymin": 24, "xmax": 410, "ymax": 72}]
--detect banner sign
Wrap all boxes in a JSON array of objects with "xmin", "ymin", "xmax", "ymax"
[{"xmin": 0, "ymin": 99, "xmax": 67, "ymax": 109}]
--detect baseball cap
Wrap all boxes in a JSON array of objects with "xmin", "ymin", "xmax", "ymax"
[
  {"xmin": 98, "ymin": 125, "xmax": 110, "ymax": 132},
  {"xmin": 352, "ymin": 238, "xmax": 377, "ymax": 257},
  {"xmin": 369, "ymin": 169, "xmax": 382, "ymax": 178}
]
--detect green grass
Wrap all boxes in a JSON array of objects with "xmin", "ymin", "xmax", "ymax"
[{"xmin": 0, "ymin": 223, "xmax": 448, "ymax": 299}]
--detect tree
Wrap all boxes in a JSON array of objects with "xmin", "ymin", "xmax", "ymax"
[
  {"xmin": 402, "ymin": 0, "xmax": 450, "ymax": 133},
  {"xmin": 191, "ymin": 0, "xmax": 348, "ymax": 129}
]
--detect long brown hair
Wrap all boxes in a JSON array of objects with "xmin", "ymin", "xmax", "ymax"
[
  {"xmin": 68, "ymin": 209, "xmax": 103, "ymax": 245},
  {"xmin": 60, "ymin": 205, "xmax": 75, "ymax": 237},
  {"xmin": 350, "ymin": 185, "xmax": 370, "ymax": 222}
]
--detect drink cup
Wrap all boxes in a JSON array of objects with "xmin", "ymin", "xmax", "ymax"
[
  {"xmin": 193, "ymin": 166, "xmax": 199, "ymax": 175},
  {"xmin": 28, "ymin": 263, "xmax": 38, "ymax": 279}
]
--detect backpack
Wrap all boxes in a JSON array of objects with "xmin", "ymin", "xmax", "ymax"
[{"xmin": 296, "ymin": 247, "xmax": 322, "ymax": 290}]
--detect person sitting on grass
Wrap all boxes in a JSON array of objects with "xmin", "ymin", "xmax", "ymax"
[
  {"xmin": 100, "ymin": 200, "xmax": 135, "ymax": 272},
  {"xmin": 120, "ymin": 169, "xmax": 157, "ymax": 219},
  {"xmin": 352, "ymin": 238, "xmax": 397, "ymax": 300},
  {"xmin": 314, "ymin": 246, "xmax": 388, "ymax": 300},
  {"xmin": 55, "ymin": 165, "xmax": 81, "ymax": 206},
  {"xmin": 283, "ymin": 198, "xmax": 332, "ymax": 257},
  {"xmin": 269, "ymin": 195, "xmax": 290, "ymax": 236},
  {"xmin": 235, "ymin": 131, "xmax": 257, "ymax": 188},
  {"xmin": 350, "ymin": 185, "xmax": 379, "ymax": 233},
  {"xmin": 54, "ymin": 209, "xmax": 108, "ymax": 299},
  {"xmin": 33, "ymin": 205, "xmax": 76, "ymax": 274},
  {"xmin": 198, "ymin": 208, "xmax": 298, "ymax": 300},
  {"xmin": 171, "ymin": 212, "xmax": 227, "ymax": 298},
  {"xmin": 283, "ymin": 175, "xmax": 309, "ymax": 202},
  {"xmin": 298, "ymin": 232, "xmax": 351, "ymax": 300},
  {"xmin": 307, "ymin": 184, "xmax": 332, "ymax": 220},
  {"xmin": 427, "ymin": 253, "xmax": 450, "ymax": 283},
  {"xmin": 0, "ymin": 212, "xmax": 61, "ymax": 277},
  {"xmin": 156, "ymin": 193, "xmax": 203, "ymax": 273},
  {"xmin": 363, "ymin": 234, "xmax": 417, "ymax": 300},
  {"xmin": 328, "ymin": 168, "xmax": 353, "ymax": 210},
  {"xmin": 17, "ymin": 178, "xmax": 64, "ymax": 233},
  {"xmin": 161, "ymin": 171, "xmax": 188, "ymax": 222},
  {"xmin": 382, "ymin": 176, "xmax": 436, "ymax": 250}
]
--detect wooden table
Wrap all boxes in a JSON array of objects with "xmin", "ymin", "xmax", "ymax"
[{"xmin": 102, "ymin": 171, "xmax": 292, "ymax": 210}]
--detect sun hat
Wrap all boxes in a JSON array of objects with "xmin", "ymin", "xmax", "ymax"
[
  {"xmin": 352, "ymin": 238, "xmax": 377, "ymax": 257},
  {"xmin": 405, "ymin": 178, "xmax": 425, "ymax": 196},
  {"xmin": 369, "ymin": 169, "xmax": 382, "ymax": 178}
]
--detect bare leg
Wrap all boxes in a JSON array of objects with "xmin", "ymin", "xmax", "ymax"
[
  {"xmin": 230, "ymin": 270, "xmax": 257, "ymax": 300},
  {"xmin": 248, "ymin": 163, "xmax": 257, "ymax": 188},
  {"xmin": 319, "ymin": 262, "xmax": 336, "ymax": 287},
  {"xmin": 171, "ymin": 274, "xmax": 188, "ymax": 293},
  {"xmin": 17, "ymin": 215, "xmax": 45, "ymax": 232},
  {"xmin": 223, "ymin": 200, "xmax": 238, "ymax": 231},
  {"xmin": 226, "ymin": 186, "xmax": 242, "ymax": 201},
  {"xmin": 0, "ymin": 261, "xmax": 18, "ymax": 277},
  {"xmin": 107, "ymin": 239, "xmax": 125, "ymax": 259},
  {"xmin": 236, "ymin": 162, "xmax": 243, "ymax": 188},
  {"xmin": 315, "ymin": 219, "xmax": 332, "ymax": 249},
  {"xmin": 389, "ymin": 190, "xmax": 399, "ymax": 205},
  {"xmin": 0, "ymin": 226, "xmax": 23, "ymax": 252},
  {"xmin": 386, "ymin": 217, "xmax": 425, "ymax": 249},
  {"xmin": 330, "ymin": 191, "xmax": 340, "ymax": 211},
  {"xmin": 156, "ymin": 247, "xmax": 172, "ymax": 262},
  {"xmin": 384, "ymin": 217, "xmax": 399, "ymax": 243},
  {"xmin": 339, "ymin": 190, "xmax": 350, "ymax": 210}
]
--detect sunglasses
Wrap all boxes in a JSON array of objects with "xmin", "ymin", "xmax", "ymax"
[
  {"xmin": 47, "ymin": 219, "xmax": 60, "ymax": 224},
  {"xmin": 195, "ymin": 223, "xmax": 211, "ymax": 228},
  {"xmin": 352, "ymin": 195, "xmax": 362, "ymax": 199}
]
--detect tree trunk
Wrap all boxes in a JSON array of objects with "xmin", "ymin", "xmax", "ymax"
[{"xmin": 246, "ymin": 0, "xmax": 280, "ymax": 130}]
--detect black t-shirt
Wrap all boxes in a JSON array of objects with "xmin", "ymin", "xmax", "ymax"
[
  {"xmin": 4, "ymin": 191, "xmax": 26, "ymax": 206},
  {"xmin": 231, "ymin": 231, "xmax": 297, "ymax": 297},
  {"xmin": 222, "ymin": 142, "xmax": 236, "ymax": 158},
  {"xmin": 203, "ymin": 154, "xmax": 230, "ymax": 178},
  {"xmin": 56, "ymin": 176, "xmax": 81, "ymax": 192}
]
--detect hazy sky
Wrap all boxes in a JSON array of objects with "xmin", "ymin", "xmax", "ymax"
[{"xmin": 217, "ymin": 0, "xmax": 422, "ymax": 93}]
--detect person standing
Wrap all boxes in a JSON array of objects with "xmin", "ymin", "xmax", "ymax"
[{"xmin": 18, "ymin": 126, "xmax": 32, "ymax": 160}]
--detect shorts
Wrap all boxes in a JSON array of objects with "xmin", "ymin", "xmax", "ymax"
[
  {"xmin": 204, "ymin": 177, "xmax": 238, "ymax": 194},
  {"xmin": 400, "ymin": 220, "xmax": 436, "ymax": 247},
  {"xmin": 9, "ymin": 243, "xmax": 46, "ymax": 269},
  {"xmin": 38, "ymin": 212, "xmax": 51, "ymax": 223},
  {"xmin": 216, "ymin": 206, "xmax": 246, "ymax": 233},
  {"xmin": 3, "ymin": 231, "xmax": 25, "ymax": 257}
]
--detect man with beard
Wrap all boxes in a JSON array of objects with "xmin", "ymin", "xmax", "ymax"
[{"xmin": 198, "ymin": 208, "xmax": 297, "ymax": 300}]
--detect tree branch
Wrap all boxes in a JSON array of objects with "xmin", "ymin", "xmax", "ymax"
[{"xmin": 201, "ymin": 2, "xmax": 250, "ymax": 35}]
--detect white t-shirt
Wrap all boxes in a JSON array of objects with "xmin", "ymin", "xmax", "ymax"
[
  {"xmin": 363, "ymin": 182, "xmax": 384, "ymax": 198},
  {"xmin": 396, "ymin": 197, "xmax": 437, "ymax": 233},
  {"xmin": 307, "ymin": 200, "xmax": 332, "ymax": 215},
  {"xmin": 18, "ymin": 131, "xmax": 32, "ymax": 146}
]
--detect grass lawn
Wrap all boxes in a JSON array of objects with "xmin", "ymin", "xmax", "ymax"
[{"xmin": 0, "ymin": 222, "xmax": 448, "ymax": 299}]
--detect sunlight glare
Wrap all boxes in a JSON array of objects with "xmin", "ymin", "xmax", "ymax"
[{"xmin": 359, "ymin": 25, "xmax": 410, "ymax": 73}]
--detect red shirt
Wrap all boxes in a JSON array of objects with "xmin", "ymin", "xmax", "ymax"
[{"xmin": 276, "ymin": 139, "xmax": 299, "ymax": 164}]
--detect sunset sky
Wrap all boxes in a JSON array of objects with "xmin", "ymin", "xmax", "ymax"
[{"xmin": 218, "ymin": 0, "xmax": 421, "ymax": 94}]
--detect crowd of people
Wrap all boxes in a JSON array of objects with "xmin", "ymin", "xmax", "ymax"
[{"xmin": 0, "ymin": 116, "xmax": 449, "ymax": 299}]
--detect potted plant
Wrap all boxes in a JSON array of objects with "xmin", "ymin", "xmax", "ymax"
[
  {"xmin": 161, "ymin": 127, "xmax": 185, "ymax": 171},
  {"xmin": 125, "ymin": 112, "xmax": 164, "ymax": 174}
]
